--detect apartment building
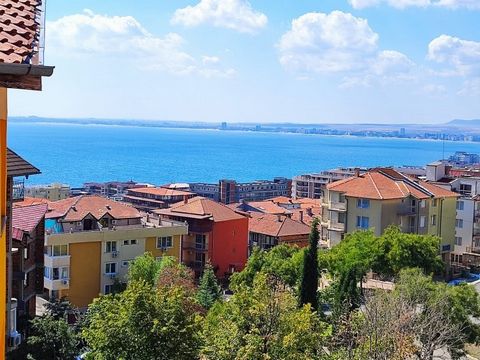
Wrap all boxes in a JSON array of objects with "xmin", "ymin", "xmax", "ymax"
[
  {"xmin": 6, "ymin": 149, "xmax": 41, "ymax": 350},
  {"xmin": 43, "ymin": 195, "xmax": 188, "ymax": 309},
  {"xmin": 322, "ymin": 168, "xmax": 458, "ymax": 255},
  {"xmin": 190, "ymin": 178, "xmax": 292, "ymax": 204},
  {"xmin": 292, "ymin": 168, "xmax": 365, "ymax": 199},
  {"xmin": 25, "ymin": 183, "xmax": 70, "ymax": 201},
  {"xmin": 83, "ymin": 181, "xmax": 151, "ymax": 200},
  {"xmin": 248, "ymin": 212, "xmax": 311, "ymax": 252},
  {"xmin": 123, "ymin": 187, "xmax": 195, "ymax": 212},
  {"xmin": 154, "ymin": 197, "xmax": 249, "ymax": 279},
  {"xmin": 12, "ymin": 203, "xmax": 47, "ymax": 330}
]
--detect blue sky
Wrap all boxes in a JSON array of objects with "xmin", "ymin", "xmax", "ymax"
[{"xmin": 9, "ymin": 0, "xmax": 480, "ymax": 124}]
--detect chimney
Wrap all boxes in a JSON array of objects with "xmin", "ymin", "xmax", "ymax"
[
  {"xmin": 183, "ymin": 195, "xmax": 188, "ymax": 204},
  {"xmin": 306, "ymin": 207, "xmax": 313, "ymax": 217},
  {"xmin": 299, "ymin": 210, "xmax": 304, "ymax": 223},
  {"xmin": 277, "ymin": 215, "xmax": 283, "ymax": 222},
  {"xmin": 354, "ymin": 168, "xmax": 360, "ymax": 177}
]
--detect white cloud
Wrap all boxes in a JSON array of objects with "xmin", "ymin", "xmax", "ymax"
[
  {"xmin": 422, "ymin": 83, "xmax": 447, "ymax": 94},
  {"xmin": 47, "ymin": 9, "xmax": 235, "ymax": 77},
  {"xmin": 278, "ymin": 11, "xmax": 414, "ymax": 85},
  {"xmin": 428, "ymin": 35, "xmax": 480, "ymax": 76},
  {"xmin": 349, "ymin": 0, "xmax": 480, "ymax": 8},
  {"xmin": 171, "ymin": 0, "xmax": 267, "ymax": 34},
  {"xmin": 458, "ymin": 78, "xmax": 480, "ymax": 95}
]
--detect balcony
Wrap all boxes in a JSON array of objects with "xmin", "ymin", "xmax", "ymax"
[
  {"xmin": 44, "ymin": 277, "xmax": 70, "ymax": 291},
  {"xmin": 44, "ymin": 255, "xmax": 70, "ymax": 269},
  {"xmin": 328, "ymin": 202, "xmax": 347, "ymax": 212},
  {"xmin": 183, "ymin": 241, "xmax": 208, "ymax": 252},
  {"xmin": 326, "ymin": 221, "xmax": 345, "ymax": 232},
  {"xmin": 12, "ymin": 180, "xmax": 24, "ymax": 202},
  {"xmin": 466, "ymin": 246, "xmax": 480, "ymax": 255}
]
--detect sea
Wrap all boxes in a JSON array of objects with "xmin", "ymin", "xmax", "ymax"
[{"xmin": 8, "ymin": 121, "xmax": 480, "ymax": 188}]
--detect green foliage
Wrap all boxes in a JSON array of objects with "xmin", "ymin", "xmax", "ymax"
[
  {"xmin": 300, "ymin": 218, "xmax": 320, "ymax": 310},
  {"xmin": 201, "ymin": 273, "xmax": 330, "ymax": 360},
  {"xmin": 197, "ymin": 262, "xmax": 222, "ymax": 310},
  {"xmin": 26, "ymin": 315, "xmax": 81, "ymax": 360},
  {"xmin": 334, "ymin": 267, "xmax": 361, "ymax": 315},
  {"xmin": 127, "ymin": 252, "xmax": 175, "ymax": 286},
  {"xmin": 230, "ymin": 244, "xmax": 303, "ymax": 290},
  {"xmin": 83, "ymin": 280, "xmax": 202, "ymax": 360}
]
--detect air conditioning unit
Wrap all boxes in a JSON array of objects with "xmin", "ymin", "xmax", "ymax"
[
  {"xmin": 8, "ymin": 333, "xmax": 21, "ymax": 348},
  {"xmin": 61, "ymin": 279, "xmax": 69, "ymax": 286},
  {"xmin": 111, "ymin": 251, "xmax": 118, "ymax": 258}
]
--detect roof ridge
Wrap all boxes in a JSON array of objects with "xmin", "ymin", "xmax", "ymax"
[{"xmin": 368, "ymin": 173, "xmax": 383, "ymax": 199}]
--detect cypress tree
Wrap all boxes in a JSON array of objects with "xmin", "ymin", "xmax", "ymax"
[
  {"xmin": 299, "ymin": 217, "xmax": 320, "ymax": 311},
  {"xmin": 197, "ymin": 262, "xmax": 222, "ymax": 310}
]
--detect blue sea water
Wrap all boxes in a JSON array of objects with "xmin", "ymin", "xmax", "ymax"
[{"xmin": 7, "ymin": 122, "xmax": 480, "ymax": 188}]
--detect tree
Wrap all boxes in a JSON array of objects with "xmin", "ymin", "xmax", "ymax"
[
  {"xmin": 197, "ymin": 261, "xmax": 222, "ymax": 310},
  {"xmin": 26, "ymin": 315, "xmax": 81, "ymax": 360},
  {"xmin": 83, "ymin": 280, "xmax": 201, "ymax": 360},
  {"xmin": 127, "ymin": 252, "xmax": 175, "ymax": 286},
  {"xmin": 230, "ymin": 244, "xmax": 303, "ymax": 290},
  {"xmin": 201, "ymin": 273, "xmax": 330, "ymax": 360},
  {"xmin": 300, "ymin": 218, "xmax": 320, "ymax": 310},
  {"xmin": 334, "ymin": 267, "xmax": 361, "ymax": 315}
]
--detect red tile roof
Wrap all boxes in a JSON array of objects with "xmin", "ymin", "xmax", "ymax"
[
  {"xmin": 128, "ymin": 187, "xmax": 193, "ymax": 197},
  {"xmin": 12, "ymin": 203, "xmax": 47, "ymax": 239},
  {"xmin": 0, "ymin": 0, "xmax": 42, "ymax": 64},
  {"xmin": 156, "ymin": 196, "xmax": 246, "ymax": 222},
  {"xmin": 327, "ymin": 168, "xmax": 458, "ymax": 200},
  {"xmin": 249, "ymin": 212, "xmax": 311, "ymax": 237},
  {"xmin": 46, "ymin": 195, "xmax": 141, "ymax": 222},
  {"xmin": 246, "ymin": 200, "xmax": 290, "ymax": 215},
  {"xmin": 13, "ymin": 196, "xmax": 50, "ymax": 208}
]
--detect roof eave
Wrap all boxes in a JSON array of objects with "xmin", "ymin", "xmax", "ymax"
[{"xmin": 0, "ymin": 63, "xmax": 55, "ymax": 77}]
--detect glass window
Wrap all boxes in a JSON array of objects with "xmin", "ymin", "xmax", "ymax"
[
  {"xmin": 123, "ymin": 240, "xmax": 130, "ymax": 246},
  {"xmin": 431, "ymin": 215, "xmax": 437, "ymax": 226},
  {"xmin": 195, "ymin": 234, "xmax": 206, "ymax": 250},
  {"xmin": 106, "ymin": 241, "xmax": 117, "ymax": 253},
  {"xmin": 356, "ymin": 216, "xmax": 369, "ymax": 229},
  {"xmin": 53, "ymin": 245, "xmax": 68, "ymax": 257},
  {"xmin": 357, "ymin": 199, "xmax": 370, "ymax": 209},
  {"xmin": 455, "ymin": 237, "xmax": 463, "ymax": 246},
  {"xmin": 420, "ymin": 216, "xmax": 426, "ymax": 228},
  {"xmin": 131, "ymin": 239, "xmax": 137, "ymax": 245},
  {"xmin": 432, "ymin": 199, "xmax": 438, "ymax": 207},
  {"xmin": 456, "ymin": 201, "xmax": 465, "ymax": 211},
  {"xmin": 157, "ymin": 236, "xmax": 173, "ymax": 249},
  {"xmin": 104, "ymin": 284, "xmax": 113, "ymax": 295},
  {"xmin": 105, "ymin": 263, "xmax": 117, "ymax": 274},
  {"xmin": 456, "ymin": 219, "xmax": 464, "ymax": 228}
]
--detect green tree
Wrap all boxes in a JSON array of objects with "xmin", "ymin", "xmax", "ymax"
[
  {"xmin": 127, "ymin": 252, "xmax": 176, "ymax": 286},
  {"xmin": 299, "ymin": 218, "xmax": 320, "ymax": 310},
  {"xmin": 83, "ymin": 280, "xmax": 201, "ymax": 360},
  {"xmin": 197, "ymin": 261, "xmax": 222, "ymax": 310},
  {"xmin": 334, "ymin": 267, "xmax": 361, "ymax": 315},
  {"xmin": 201, "ymin": 273, "xmax": 330, "ymax": 360},
  {"xmin": 26, "ymin": 315, "xmax": 81, "ymax": 360},
  {"xmin": 230, "ymin": 244, "xmax": 303, "ymax": 290}
]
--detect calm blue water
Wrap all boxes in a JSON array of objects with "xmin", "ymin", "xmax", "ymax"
[{"xmin": 7, "ymin": 122, "xmax": 480, "ymax": 187}]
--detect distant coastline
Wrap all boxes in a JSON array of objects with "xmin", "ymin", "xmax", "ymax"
[{"xmin": 9, "ymin": 116, "xmax": 480, "ymax": 143}]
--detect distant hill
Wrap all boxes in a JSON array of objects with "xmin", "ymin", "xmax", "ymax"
[{"xmin": 446, "ymin": 119, "xmax": 480, "ymax": 127}]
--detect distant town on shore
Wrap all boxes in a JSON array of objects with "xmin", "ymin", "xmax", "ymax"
[{"xmin": 11, "ymin": 116, "xmax": 480, "ymax": 142}]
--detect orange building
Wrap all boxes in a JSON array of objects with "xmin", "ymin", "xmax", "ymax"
[
  {"xmin": 155, "ymin": 197, "xmax": 249, "ymax": 279},
  {"xmin": 1, "ymin": 0, "xmax": 54, "ymax": 353}
]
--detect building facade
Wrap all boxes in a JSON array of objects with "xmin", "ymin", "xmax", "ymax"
[
  {"xmin": 122, "ymin": 187, "xmax": 195, "ymax": 212},
  {"xmin": 155, "ymin": 197, "xmax": 249, "ymax": 279},
  {"xmin": 43, "ymin": 195, "xmax": 188, "ymax": 309},
  {"xmin": 322, "ymin": 168, "xmax": 458, "ymax": 256},
  {"xmin": 189, "ymin": 178, "xmax": 292, "ymax": 204},
  {"xmin": 25, "ymin": 183, "xmax": 70, "ymax": 201}
]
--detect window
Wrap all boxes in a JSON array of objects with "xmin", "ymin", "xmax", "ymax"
[
  {"xmin": 121, "ymin": 260, "xmax": 131, "ymax": 268},
  {"xmin": 356, "ymin": 216, "xmax": 369, "ymax": 229},
  {"xmin": 53, "ymin": 245, "xmax": 68, "ymax": 257},
  {"xmin": 131, "ymin": 239, "xmax": 137, "ymax": 245},
  {"xmin": 357, "ymin": 199, "xmax": 370, "ymax": 209},
  {"xmin": 459, "ymin": 184, "xmax": 472, "ymax": 196},
  {"xmin": 455, "ymin": 237, "xmax": 463, "ymax": 246},
  {"xmin": 420, "ymin": 216, "xmax": 426, "ymax": 228},
  {"xmin": 23, "ymin": 273, "xmax": 28, "ymax": 287},
  {"xmin": 104, "ymin": 284, "xmax": 113, "ymax": 295},
  {"xmin": 432, "ymin": 199, "xmax": 438, "ymax": 207},
  {"xmin": 431, "ymin": 215, "xmax": 437, "ymax": 226},
  {"xmin": 123, "ymin": 240, "xmax": 130, "ymax": 246},
  {"xmin": 420, "ymin": 200, "xmax": 426, "ymax": 208},
  {"xmin": 456, "ymin": 219, "xmax": 464, "ymax": 228},
  {"xmin": 457, "ymin": 201, "xmax": 465, "ymax": 211},
  {"xmin": 195, "ymin": 234, "xmax": 206, "ymax": 250},
  {"xmin": 105, "ymin": 262, "xmax": 117, "ymax": 275},
  {"xmin": 24, "ymin": 247, "xmax": 29, "ymax": 260},
  {"xmin": 157, "ymin": 236, "xmax": 173, "ymax": 249},
  {"xmin": 105, "ymin": 241, "xmax": 117, "ymax": 253}
]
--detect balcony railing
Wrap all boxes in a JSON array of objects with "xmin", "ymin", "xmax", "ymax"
[
  {"xmin": 466, "ymin": 246, "xmax": 480, "ymax": 255},
  {"xmin": 328, "ymin": 221, "xmax": 345, "ymax": 232},
  {"xmin": 328, "ymin": 202, "xmax": 347, "ymax": 212},
  {"xmin": 183, "ymin": 241, "xmax": 208, "ymax": 252},
  {"xmin": 12, "ymin": 180, "xmax": 25, "ymax": 202}
]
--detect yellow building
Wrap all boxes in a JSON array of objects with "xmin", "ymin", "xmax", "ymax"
[
  {"xmin": 43, "ymin": 195, "xmax": 188, "ymax": 309},
  {"xmin": 1, "ymin": 0, "xmax": 55, "ymax": 353},
  {"xmin": 322, "ymin": 168, "xmax": 458, "ymax": 260}
]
